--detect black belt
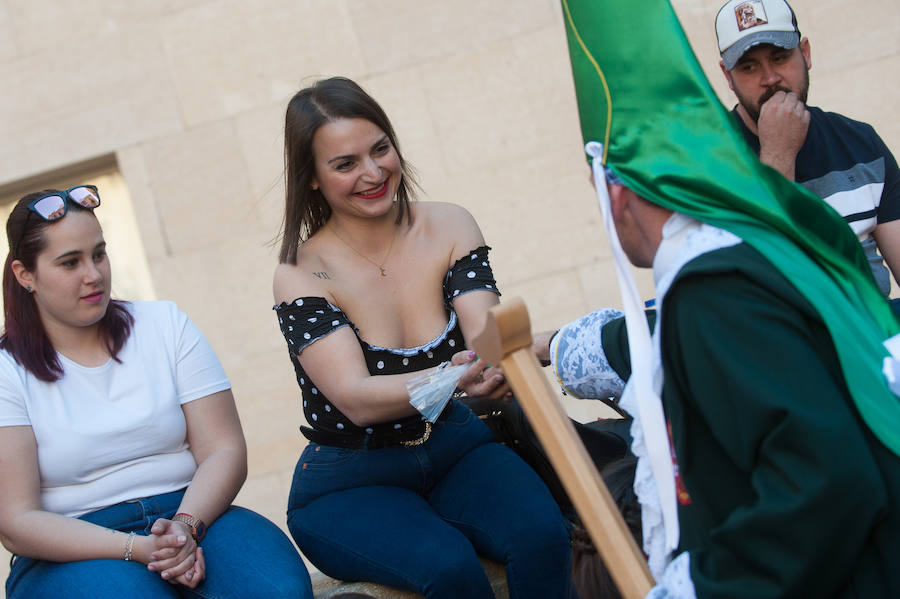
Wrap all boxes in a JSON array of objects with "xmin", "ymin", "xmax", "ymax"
[{"xmin": 300, "ymin": 403, "xmax": 454, "ymax": 450}]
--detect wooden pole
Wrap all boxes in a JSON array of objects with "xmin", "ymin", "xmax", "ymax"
[{"xmin": 472, "ymin": 297, "xmax": 654, "ymax": 598}]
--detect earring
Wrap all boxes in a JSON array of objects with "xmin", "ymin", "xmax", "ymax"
[
  {"xmin": 310, "ymin": 183, "xmax": 319, "ymax": 191},
  {"xmin": 25, "ymin": 285, "xmax": 32, "ymax": 293}
]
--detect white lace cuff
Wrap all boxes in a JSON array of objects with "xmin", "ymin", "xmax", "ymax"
[{"xmin": 550, "ymin": 308, "xmax": 626, "ymax": 400}]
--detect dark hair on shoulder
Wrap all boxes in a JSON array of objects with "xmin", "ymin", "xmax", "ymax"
[
  {"xmin": 571, "ymin": 454, "xmax": 641, "ymax": 599},
  {"xmin": 1, "ymin": 189, "xmax": 134, "ymax": 382},
  {"xmin": 279, "ymin": 76, "xmax": 419, "ymax": 264}
]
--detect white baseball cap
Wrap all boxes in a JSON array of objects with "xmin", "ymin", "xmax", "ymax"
[{"xmin": 716, "ymin": 0, "xmax": 800, "ymax": 70}]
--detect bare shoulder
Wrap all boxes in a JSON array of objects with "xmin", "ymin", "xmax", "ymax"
[
  {"xmin": 416, "ymin": 201, "xmax": 478, "ymax": 229},
  {"xmin": 413, "ymin": 202, "xmax": 486, "ymax": 259},
  {"xmin": 273, "ymin": 244, "xmax": 332, "ymax": 305}
]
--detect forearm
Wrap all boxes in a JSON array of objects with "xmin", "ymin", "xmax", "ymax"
[
  {"xmin": 757, "ymin": 147, "xmax": 797, "ymax": 181},
  {"xmin": 177, "ymin": 446, "xmax": 246, "ymax": 527},
  {"xmin": 333, "ymin": 369, "xmax": 438, "ymax": 427},
  {"xmin": 872, "ymin": 220, "xmax": 900, "ymax": 288},
  {"xmin": 532, "ymin": 330, "xmax": 557, "ymax": 366},
  {"xmin": 1, "ymin": 509, "xmax": 134, "ymax": 562}
]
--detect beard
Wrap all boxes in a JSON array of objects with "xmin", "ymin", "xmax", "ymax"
[{"xmin": 734, "ymin": 67, "xmax": 810, "ymax": 123}]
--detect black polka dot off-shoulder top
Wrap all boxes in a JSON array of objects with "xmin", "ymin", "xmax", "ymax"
[{"xmin": 274, "ymin": 245, "xmax": 500, "ymax": 438}]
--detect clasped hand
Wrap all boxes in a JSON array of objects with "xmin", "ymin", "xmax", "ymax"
[
  {"xmin": 145, "ymin": 518, "xmax": 206, "ymax": 588},
  {"xmin": 451, "ymin": 350, "xmax": 512, "ymax": 400},
  {"xmin": 757, "ymin": 90, "xmax": 810, "ymax": 178}
]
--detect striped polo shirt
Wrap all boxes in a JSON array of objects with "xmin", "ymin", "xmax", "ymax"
[{"xmin": 734, "ymin": 106, "xmax": 900, "ymax": 295}]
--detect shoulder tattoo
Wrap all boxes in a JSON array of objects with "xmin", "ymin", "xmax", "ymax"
[{"xmin": 313, "ymin": 271, "xmax": 331, "ymax": 280}]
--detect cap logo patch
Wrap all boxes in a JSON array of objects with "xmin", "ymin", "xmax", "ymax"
[{"xmin": 734, "ymin": 1, "xmax": 768, "ymax": 31}]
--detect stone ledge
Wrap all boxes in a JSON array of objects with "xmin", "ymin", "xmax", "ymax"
[{"xmin": 311, "ymin": 558, "xmax": 508, "ymax": 599}]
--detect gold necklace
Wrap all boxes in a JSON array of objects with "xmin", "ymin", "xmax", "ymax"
[{"xmin": 330, "ymin": 224, "xmax": 397, "ymax": 277}]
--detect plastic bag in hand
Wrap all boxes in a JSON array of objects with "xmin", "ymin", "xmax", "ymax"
[{"xmin": 406, "ymin": 361, "xmax": 469, "ymax": 422}]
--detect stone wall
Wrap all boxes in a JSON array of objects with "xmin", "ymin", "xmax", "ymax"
[{"xmin": 1, "ymin": 0, "xmax": 897, "ymax": 583}]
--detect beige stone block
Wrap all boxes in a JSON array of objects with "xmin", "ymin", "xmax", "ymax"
[
  {"xmin": 146, "ymin": 238, "xmax": 276, "ymax": 365},
  {"xmin": 234, "ymin": 104, "xmax": 291, "ymax": 240},
  {"xmin": 6, "ymin": 0, "xmax": 108, "ymax": 57},
  {"xmin": 0, "ymin": 23, "xmax": 182, "ymax": 182},
  {"xmin": 347, "ymin": 0, "xmax": 558, "ymax": 74},
  {"xmin": 234, "ymin": 467, "xmax": 319, "ymax": 569},
  {"xmin": 245, "ymin": 428, "xmax": 305, "ymax": 482},
  {"xmin": 98, "ymin": 0, "xmax": 215, "ymax": 18},
  {"xmin": 234, "ymin": 469, "xmax": 294, "ymax": 536},
  {"xmin": 116, "ymin": 146, "xmax": 171, "ymax": 261},
  {"xmin": 577, "ymin": 257, "xmax": 658, "ymax": 312},
  {"xmin": 815, "ymin": 53, "xmax": 900, "ymax": 152},
  {"xmin": 0, "ymin": 3, "xmax": 15, "ymax": 63},
  {"xmin": 16, "ymin": 102, "xmax": 133, "ymax": 178},
  {"xmin": 501, "ymin": 270, "xmax": 591, "ymax": 335},
  {"xmin": 229, "ymin": 333, "xmax": 304, "ymax": 409},
  {"xmin": 0, "ymin": 138, "xmax": 19, "ymax": 190},
  {"xmin": 161, "ymin": 0, "xmax": 365, "ymax": 128},
  {"xmin": 441, "ymin": 147, "xmax": 612, "ymax": 296},
  {"xmin": 420, "ymin": 26, "xmax": 583, "ymax": 174},
  {"xmin": 137, "ymin": 119, "xmax": 267, "ymax": 255},
  {"xmin": 230, "ymin": 349, "xmax": 307, "ymax": 479},
  {"xmin": 788, "ymin": 0, "xmax": 900, "ymax": 74}
]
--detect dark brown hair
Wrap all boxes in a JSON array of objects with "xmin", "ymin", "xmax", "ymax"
[
  {"xmin": 279, "ymin": 77, "xmax": 419, "ymax": 264},
  {"xmin": 571, "ymin": 455, "xmax": 641, "ymax": 599},
  {"xmin": 1, "ymin": 190, "xmax": 134, "ymax": 382}
]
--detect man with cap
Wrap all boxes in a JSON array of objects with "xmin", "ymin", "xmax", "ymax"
[{"xmin": 716, "ymin": 0, "xmax": 900, "ymax": 299}]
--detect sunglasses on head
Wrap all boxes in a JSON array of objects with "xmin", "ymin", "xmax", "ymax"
[
  {"xmin": 26, "ymin": 185, "xmax": 101, "ymax": 221},
  {"xmin": 14, "ymin": 185, "xmax": 101, "ymax": 258}
]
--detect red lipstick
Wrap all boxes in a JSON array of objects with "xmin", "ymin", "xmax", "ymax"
[{"xmin": 354, "ymin": 180, "xmax": 389, "ymax": 200}]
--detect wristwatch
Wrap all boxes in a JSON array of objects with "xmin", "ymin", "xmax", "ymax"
[{"xmin": 173, "ymin": 512, "xmax": 207, "ymax": 542}]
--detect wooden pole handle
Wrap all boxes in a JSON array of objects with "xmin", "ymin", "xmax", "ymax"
[{"xmin": 472, "ymin": 297, "xmax": 654, "ymax": 598}]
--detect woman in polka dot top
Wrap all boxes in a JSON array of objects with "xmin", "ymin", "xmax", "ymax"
[{"xmin": 271, "ymin": 77, "xmax": 573, "ymax": 599}]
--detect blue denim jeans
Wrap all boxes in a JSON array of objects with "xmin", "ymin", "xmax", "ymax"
[
  {"xmin": 6, "ymin": 489, "xmax": 313, "ymax": 599},
  {"xmin": 287, "ymin": 400, "xmax": 573, "ymax": 599}
]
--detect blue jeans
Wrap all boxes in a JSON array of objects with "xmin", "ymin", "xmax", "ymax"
[
  {"xmin": 6, "ymin": 489, "xmax": 313, "ymax": 599},
  {"xmin": 287, "ymin": 400, "xmax": 573, "ymax": 599}
]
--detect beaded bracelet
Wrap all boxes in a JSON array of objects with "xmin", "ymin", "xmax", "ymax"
[{"xmin": 123, "ymin": 531, "xmax": 136, "ymax": 561}]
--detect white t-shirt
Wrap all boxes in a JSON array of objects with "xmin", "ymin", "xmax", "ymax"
[{"xmin": 0, "ymin": 301, "xmax": 231, "ymax": 517}]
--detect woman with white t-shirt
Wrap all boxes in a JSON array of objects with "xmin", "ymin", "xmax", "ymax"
[{"xmin": 0, "ymin": 186, "xmax": 313, "ymax": 598}]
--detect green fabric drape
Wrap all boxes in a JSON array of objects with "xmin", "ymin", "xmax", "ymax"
[{"xmin": 560, "ymin": 0, "xmax": 900, "ymax": 456}]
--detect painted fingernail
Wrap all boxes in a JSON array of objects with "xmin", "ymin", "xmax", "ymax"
[{"xmin": 468, "ymin": 351, "xmax": 476, "ymax": 359}]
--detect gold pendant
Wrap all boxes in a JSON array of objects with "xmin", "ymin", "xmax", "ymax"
[{"xmin": 379, "ymin": 267, "xmax": 387, "ymax": 277}]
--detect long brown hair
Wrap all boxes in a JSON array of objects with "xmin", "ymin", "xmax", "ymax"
[
  {"xmin": 1, "ymin": 190, "xmax": 133, "ymax": 382},
  {"xmin": 279, "ymin": 77, "xmax": 419, "ymax": 264}
]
